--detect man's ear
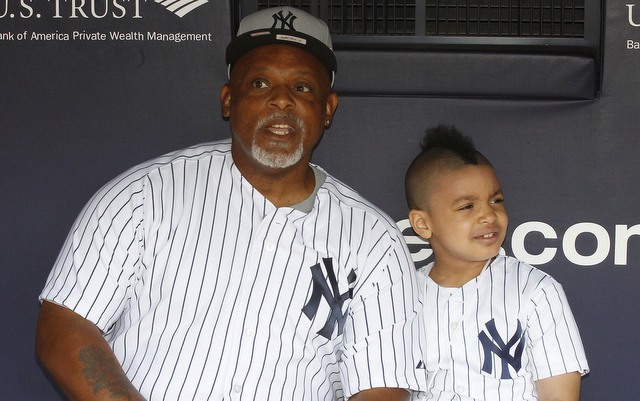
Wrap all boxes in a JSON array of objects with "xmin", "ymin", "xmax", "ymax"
[
  {"xmin": 220, "ymin": 83, "xmax": 231, "ymax": 119},
  {"xmin": 408, "ymin": 209, "xmax": 432, "ymax": 239},
  {"xmin": 324, "ymin": 92, "xmax": 338, "ymax": 126}
]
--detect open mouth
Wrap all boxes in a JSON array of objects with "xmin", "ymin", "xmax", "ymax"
[
  {"xmin": 267, "ymin": 124, "xmax": 294, "ymax": 136},
  {"xmin": 475, "ymin": 231, "xmax": 499, "ymax": 240}
]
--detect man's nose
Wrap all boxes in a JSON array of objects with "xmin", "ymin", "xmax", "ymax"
[{"xmin": 268, "ymin": 85, "xmax": 295, "ymax": 110}]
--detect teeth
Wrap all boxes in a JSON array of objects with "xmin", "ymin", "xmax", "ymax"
[
  {"xmin": 482, "ymin": 233, "xmax": 494, "ymax": 238},
  {"xmin": 270, "ymin": 125, "xmax": 292, "ymax": 135}
]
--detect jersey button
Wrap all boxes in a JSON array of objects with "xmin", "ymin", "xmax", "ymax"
[
  {"xmin": 455, "ymin": 385, "xmax": 466, "ymax": 393},
  {"xmin": 245, "ymin": 328, "xmax": 255, "ymax": 337},
  {"xmin": 266, "ymin": 243, "xmax": 275, "ymax": 251},
  {"xmin": 450, "ymin": 322, "xmax": 459, "ymax": 331},
  {"xmin": 233, "ymin": 384, "xmax": 242, "ymax": 393}
]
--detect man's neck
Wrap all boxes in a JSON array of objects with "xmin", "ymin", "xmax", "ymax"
[{"xmin": 238, "ymin": 162, "xmax": 317, "ymax": 208}]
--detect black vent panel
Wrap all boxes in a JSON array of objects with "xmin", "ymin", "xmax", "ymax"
[
  {"xmin": 426, "ymin": 0, "xmax": 585, "ymax": 38},
  {"xmin": 325, "ymin": 0, "xmax": 417, "ymax": 35},
  {"xmin": 245, "ymin": 0, "xmax": 601, "ymax": 99},
  {"xmin": 254, "ymin": 0, "xmax": 585, "ymax": 38}
]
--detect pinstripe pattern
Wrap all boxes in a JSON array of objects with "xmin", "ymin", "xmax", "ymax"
[
  {"xmin": 40, "ymin": 139, "xmax": 427, "ymax": 400},
  {"xmin": 418, "ymin": 255, "xmax": 589, "ymax": 401}
]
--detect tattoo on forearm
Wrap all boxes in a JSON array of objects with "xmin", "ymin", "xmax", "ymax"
[{"xmin": 79, "ymin": 345, "xmax": 133, "ymax": 400}]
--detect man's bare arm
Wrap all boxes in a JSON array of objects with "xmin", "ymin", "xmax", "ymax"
[
  {"xmin": 536, "ymin": 371, "xmax": 581, "ymax": 401},
  {"xmin": 35, "ymin": 301, "xmax": 146, "ymax": 401},
  {"xmin": 349, "ymin": 388, "xmax": 410, "ymax": 401}
]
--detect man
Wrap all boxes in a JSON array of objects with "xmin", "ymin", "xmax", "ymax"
[{"xmin": 36, "ymin": 6, "xmax": 426, "ymax": 401}]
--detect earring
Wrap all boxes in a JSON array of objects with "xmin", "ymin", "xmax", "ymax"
[{"xmin": 325, "ymin": 119, "xmax": 331, "ymax": 126}]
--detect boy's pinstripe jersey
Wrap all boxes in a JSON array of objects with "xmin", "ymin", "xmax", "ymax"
[
  {"xmin": 40, "ymin": 139, "xmax": 427, "ymax": 400},
  {"xmin": 417, "ymin": 255, "xmax": 589, "ymax": 401}
]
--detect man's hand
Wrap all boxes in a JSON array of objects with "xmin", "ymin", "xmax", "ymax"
[
  {"xmin": 536, "ymin": 371, "xmax": 581, "ymax": 401},
  {"xmin": 349, "ymin": 388, "xmax": 410, "ymax": 401}
]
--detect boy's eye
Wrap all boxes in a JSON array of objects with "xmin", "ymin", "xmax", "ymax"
[
  {"xmin": 492, "ymin": 197, "xmax": 505, "ymax": 205},
  {"xmin": 458, "ymin": 204, "xmax": 473, "ymax": 211}
]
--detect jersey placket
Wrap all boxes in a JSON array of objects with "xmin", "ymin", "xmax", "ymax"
[
  {"xmin": 226, "ymin": 208, "xmax": 287, "ymax": 399},
  {"xmin": 445, "ymin": 289, "xmax": 469, "ymax": 395}
]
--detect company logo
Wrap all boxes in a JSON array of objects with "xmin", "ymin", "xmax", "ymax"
[
  {"xmin": 302, "ymin": 258, "xmax": 356, "ymax": 340},
  {"xmin": 155, "ymin": 0, "xmax": 207, "ymax": 18},
  {"xmin": 478, "ymin": 319, "xmax": 525, "ymax": 379},
  {"xmin": 271, "ymin": 9, "xmax": 297, "ymax": 30},
  {"xmin": 0, "ymin": 0, "xmax": 208, "ymax": 19},
  {"xmin": 625, "ymin": 4, "xmax": 640, "ymax": 49},
  {"xmin": 398, "ymin": 219, "xmax": 640, "ymax": 267}
]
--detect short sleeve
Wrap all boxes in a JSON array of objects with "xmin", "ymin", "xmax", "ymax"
[
  {"xmin": 339, "ymin": 224, "xmax": 427, "ymax": 397},
  {"xmin": 39, "ymin": 172, "xmax": 147, "ymax": 332},
  {"xmin": 526, "ymin": 280, "xmax": 590, "ymax": 380}
]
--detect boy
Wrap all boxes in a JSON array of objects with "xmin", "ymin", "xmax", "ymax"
[{"xmin": 405, "ymin": 125, "xmax": 589, "ymax": 401}]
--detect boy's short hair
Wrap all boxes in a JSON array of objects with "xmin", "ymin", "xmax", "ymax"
[{"xmin": 405, "ymin": 124, "xmax": 491, "ymax": 210}]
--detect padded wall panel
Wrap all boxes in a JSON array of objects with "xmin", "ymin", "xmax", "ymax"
[{"xmin": 334, "ymin": 50, "xmax": 599, "ymax": 99}]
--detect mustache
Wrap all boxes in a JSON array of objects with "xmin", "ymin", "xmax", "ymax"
[{"xmin": 256, "ymin": 112, "xmax": 305, "ymax": 130}]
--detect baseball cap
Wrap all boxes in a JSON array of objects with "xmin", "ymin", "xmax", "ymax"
[{"xmin": 226, "ymin": 6, "xmax": 337, "ymax": 85}]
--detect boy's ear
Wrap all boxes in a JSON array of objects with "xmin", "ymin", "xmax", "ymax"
[{"xmin": 408, "ymin": 209, "xmax": 432, "ymax": 239}]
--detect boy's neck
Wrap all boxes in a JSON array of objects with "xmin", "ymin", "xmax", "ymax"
[{"xmin": 429, "ymin": 258, "xmax": 493, "ymax": 288}]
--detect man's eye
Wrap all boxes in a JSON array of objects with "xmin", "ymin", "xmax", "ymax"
[
  {"xmin": 458, "ymin": 204, "xmax": 473, "ymax": 211},
  {"xmin": 295, "ymin": 84, "xmax": 311, "ymax": 93},
  {"xmin": 492, "ymin": 198, "xmax": 504, "ymax": 205},
  {"xmin": 252, "ymin": 80, "xmax": 269, "ymax": 89}
]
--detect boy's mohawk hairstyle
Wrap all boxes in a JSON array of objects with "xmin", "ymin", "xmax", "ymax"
[{"xmin": 421, "ymin": 124, "xmax": 479, "ymax": 164}]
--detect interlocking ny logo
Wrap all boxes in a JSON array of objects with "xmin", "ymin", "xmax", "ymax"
[
  {"xmin": 155, "ymin": 0, "xmax": 208, "ymax": 18},
  {"xmin": 271, "ymin": 9, "xmax": 297, "ymax": 30},
  {"xmin": 478, "ymin": 319, "xmax": 526, "ymax": 379},
  {"xmin": 302, "ymin": 258, "xmax": 355, "ymax": 340}
]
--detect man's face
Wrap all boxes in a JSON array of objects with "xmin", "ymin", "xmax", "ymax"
[
  {"xmin": 221, "ymin": 44, "xmax": 338, "ymax": 173},
  {"xmin": 423, "ymin": 164, "xmax": 508, "ymax": 270}
]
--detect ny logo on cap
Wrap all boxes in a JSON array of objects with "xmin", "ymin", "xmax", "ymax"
[{"xmin": 271, "ymin": 10, "xmax": 297, "ymax": 30}]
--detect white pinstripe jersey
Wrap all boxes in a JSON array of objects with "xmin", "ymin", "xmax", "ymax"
[
  {"xmin": 417, "ymin": 255, "xmax": 589, "ymax": 401},
  {"xmin": 40, "ymin": 139, "xmax": 427, "ymax": 401}
]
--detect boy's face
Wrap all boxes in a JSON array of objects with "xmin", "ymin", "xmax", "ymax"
[{"xmin": 411, "ymin": 163, "xmax": 508, "ymax": 270}]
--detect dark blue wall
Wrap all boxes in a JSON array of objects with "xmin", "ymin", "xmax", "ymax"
[{"xmin": 2, "ymin": 1, "xmax": 638, "ymax": 399}]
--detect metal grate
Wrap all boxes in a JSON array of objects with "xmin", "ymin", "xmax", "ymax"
[
  {"xmin": 325, "ymin": 0, "xmax": 417, "ymax": 35},
  {"xmin": 257, "ymin": 0, "xmax": 417, "ymax": 35},
  {"xmin": 255, "ymin": 0, "xmax": 585, "ymax": 38},
  {"xmin": 426, "ymin": 0, "xmax": 585, "ymax": 37}
]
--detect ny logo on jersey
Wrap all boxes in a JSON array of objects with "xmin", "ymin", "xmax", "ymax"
[
  {"xmin": 478, "ymin": 319, "xmax": 526, "ymax": 379},
  {"xmin": 271, "ymin": 9, "xmax": 298, "ymax": 31},
  {"xmin": 302, "ymin": 258, "xmax": 356, "ymax": 340}
]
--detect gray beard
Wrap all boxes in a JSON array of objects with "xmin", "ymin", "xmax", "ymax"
[
  {"xmin": 251, "ymin": 112, "xmax": 306, "ymax": 169},
  {"xmin": 251, "ymin": 138, "xmax": 304, "ymax": 169}
]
